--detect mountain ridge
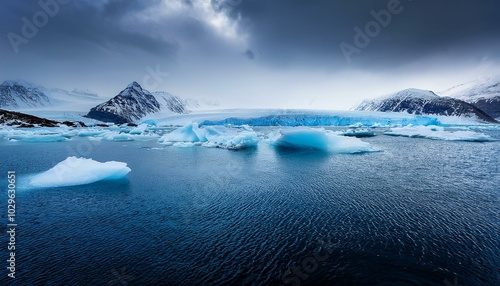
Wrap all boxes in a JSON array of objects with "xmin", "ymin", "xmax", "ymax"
[{"xmin": 355, "ymin": 88, "xmax": 498, "ymax": 123}]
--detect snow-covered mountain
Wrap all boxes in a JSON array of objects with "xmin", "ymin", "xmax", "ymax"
[
  {"xmin": 0, "ymin": 80, "xmax": 51, "ymax": 108},
  {"xmin": 86, "ymin": 82, "xmax": 162, "ymax": 124},
  {"xmin": 0, "ymin": 80, "xmax": 104, "ymax": 111},
  {"xmin": 441, "ymin": 75, "xmax": 500, "ymax": 120},
  {"xmin": 355, "ymin": 88, "xmax": 497, "ymax": 123}
]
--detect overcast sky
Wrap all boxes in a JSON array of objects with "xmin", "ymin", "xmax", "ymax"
[{"xmin": 1, "ymin": 0, "xmax": 500, "ymax": 109}]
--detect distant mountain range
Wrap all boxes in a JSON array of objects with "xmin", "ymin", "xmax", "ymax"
[
  {"xmin": 0, "ymin": 80, "xmax": 219, "ymax": 124},
  {"xmin": 1, "ymin": 76, "xmax": 499, "ymax": 125},
  {"xmin": 355, "ymin": 88, "xmax": 497, "ymax": 123},
  {"xmin": 354, "ymin": 75, "xmax": 500, "ymax": 124},
  {"xmin": 0, "ymin": 80, "xmax": 104, "ymax": 111}
]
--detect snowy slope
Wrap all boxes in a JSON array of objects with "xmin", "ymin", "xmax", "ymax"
[
  {"xmin": 355, "ymin": 88, "xmax": 497, "ymax": 123},
  {"xmin": 0, "ymin": 80, "xmax": 105, "ymax": 112},
  {"xmin": 0, "ymin": 80, "xmax": 51, "ymax": 108},
  {"xmin": 441, "ymin": 75, "xmax": 500, "ymax": 120},
  {"xmin": 152, "ymin": 91, "xmax": 189, "ymax": 114}
]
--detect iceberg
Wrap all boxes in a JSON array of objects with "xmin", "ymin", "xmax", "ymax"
[
  {"xmin": 337, "ymin": 129, "xmax": 376, "ymax": 137},
  {"xmin": 160, "ymin": 123, "xmax": 207, "ymax": 143},
  {"xmin": 203, "ymin": 126, "xmax": 259, "ymax": 149},
  {"xmin": 159, "ymin": 123, "xmax": 259, "ymax": 149},
  {"xmin": 129, "ymin": 124, "xmax": 149, "ymax": 135},
  {"xmin": 77, "ymin": 130, "xmax": 103, "ymax": 137},
  {"xmin": 268, "ymin": 127, "xmax": 378, "ymax": 153},
  {"xmin": 28, "ymin": 157, "xmax": 131, "ymax": 188},
  {"xmin": 8, "ymin": 134, "xmax": 69, "ymax": 142},
  {"xmin": 384, "ymin": 126, "xmax": 497, "ymax": 142},
  {"xmin": 101, "ymin": 133, "xmax": 135, "ymax": 141}
]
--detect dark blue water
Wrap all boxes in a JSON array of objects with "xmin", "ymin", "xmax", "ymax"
[{"xmin": 0, "ymin": 129, "xmax": 499, "ymax": 285}]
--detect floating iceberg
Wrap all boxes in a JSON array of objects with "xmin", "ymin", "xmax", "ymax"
[
  {"xmin": 0, "ymin": 128, "xmax": 71, "ymax": 142},
  {"xmin": 28, "ymin": 157, "xmax": 131, "ymax": 188},
  {"xmin": 77, "ymin": 130, "xmax": 103, "ymax": 137},
  {"xmin": 384, "ymin": 126, "xmax": 497, "ymax": 142},
  {"xmin": 100, "ymin": 133, "xmax": 135, "ymax": 142},
  {"xmin": 160, "ymin": 123, "xmax": 207, "ymax": 143},
  {"xmin": 159, "ymin": 123, "xmax": 259, "ymax": 149},
  {"xmin": 129, "ymin": 124, "xmax": 149, "ymax": 135},
  {"xmin": 8, "ymin": 134, "xmax": 69, "ymax": 142},
  {"xmin": 337, "ymin": 129, "xmax": 376, "ymax": 137},
  {"xmin": 268, "ymin": 127, "xmax": 378, "ymax": 153}
]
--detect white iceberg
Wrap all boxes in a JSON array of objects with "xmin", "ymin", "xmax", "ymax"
[
  {"xmin": 160, "ymin": 123, "xmax": 207, "ymax": 143},
  {"xmin": 28, "ymin": 157, "xmax": 131, "ymax": 188},
  {"xmin": 269, "ymin": 127, "xmax": 378, "ymax": 153},
  {"xmin": 384, "ymin": 126, "xmax": 497, "ymax": 142},
  {"xmin": 159, "ymin": 123, "xmax": 259, "ymax": 149},
  {"xmin": 9, "ymin": 134, "xmax": 69, "ymax": 142},
  {"xmin": 77, "ymin": 130, "xmax": 103, "ymax": 137},
  {"xmin": 129, "ymin": 124, "xmax": 149, "ymax": 135}
]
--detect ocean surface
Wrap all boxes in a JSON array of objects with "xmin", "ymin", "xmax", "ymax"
[{"xmin": 0, "ymin": 128, "xmax": 499, "ymax": 285}]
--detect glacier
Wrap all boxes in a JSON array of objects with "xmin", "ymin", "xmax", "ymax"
[
  {"xmin": 145, "ymin": 109, "xmax": 477, "ymax": 127},
  {"xmin": 28, "ymin": 157, "xmax": 131, "ymax": 188},
  {"xmin": 268, "ymin": 127, "xmax": 378, "ymax": 153},
  {"xmin": 159, "ymin": 123, "xmax": 259, "ymax": 150},
  {"xmin": 384, "ymin": 126, "xmax": 497, "ymax": 142},
  {"xmin": 199, "ymin": 113, "xmax": 441, "ymax": 127}
]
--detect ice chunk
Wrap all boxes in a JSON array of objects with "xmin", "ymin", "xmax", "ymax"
[
  {"xmin": 338, "ymin": 129, "xmax": 376, "ymax": 137},
  {"xmin": 159, "ymin": 123, "xmax": 207, "ymax": 143},
  {"xmin": 203, "ymin": 126, "xmax": 259, "ymax": 149},
  {"xmin": 269, "ymin": 127, "xmax": 377, "ymax": 153},
  {"xmin": 28, "ymin": 157, "xmax": 131, "ymax": 188},
  {"xmin": 9, "ymin": 134, "xmax": 68, "ymax": 142},
  {"xmin": 385, "ymin": 126, "xmax": 497, "ymax": 142},
  {"xmin": 141, "ymin": 119, "xmax": 157, "ymax": 126},
  {"xmin": 101, "ymin": 133, "xmax": 135, "ymax": 141},
  {"xmin": 129, "ymin": 124, "xmax": 148, "ymax": 135},
  {"xmin": 159, "ymin": 123, "xmax": 259, "ymax": 149},
  {"xmin": 78, "ymin": 130, "xmax": 103, "ymax": 137}
]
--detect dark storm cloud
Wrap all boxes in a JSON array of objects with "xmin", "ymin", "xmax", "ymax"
[
  {"xmin": 0, "ymin": 0, "xmax": 178, "ymax": 58},
  {"xmin": 2, "ymin": 0, "xmax": 499, "ymax": 71},
  {"xmin": 228, "ymin": 0, "xmax": 500, "ymax": 69}
]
